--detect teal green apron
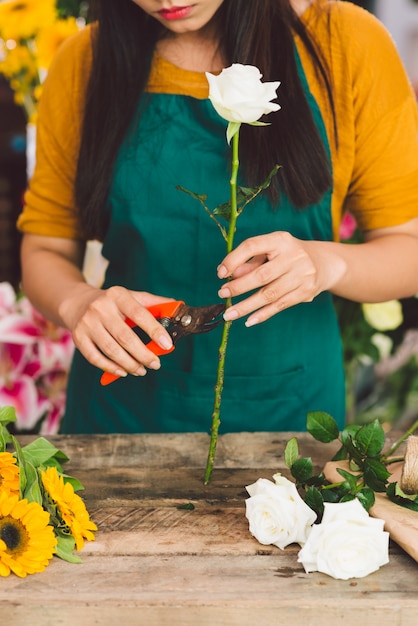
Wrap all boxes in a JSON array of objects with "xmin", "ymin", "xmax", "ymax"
[{"xmin": 62, "ymin": 55, "xmax": 345, "ymax": 434}]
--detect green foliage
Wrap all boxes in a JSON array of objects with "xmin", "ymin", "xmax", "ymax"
[
  {"xmin": 284, "ymin": 411, "xmax": 418, "ymax": 520},
  {"xmin": 1, "ymin": 406, "xmax": 87, "ymax": 563}
]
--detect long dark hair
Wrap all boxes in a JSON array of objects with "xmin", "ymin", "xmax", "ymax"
[{"xmin": 76, "ymin": 0, "xmax": 334, "ymax": 240}]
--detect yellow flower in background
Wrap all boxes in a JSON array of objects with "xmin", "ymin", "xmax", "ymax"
[
  {"xmin": 36, "ymin": 16, "xmax": 80, "ymax": 70},
  {"xmin": 42, "ymin": 466, "xmax": 97, "ymax": 551},
  {"xmin": 0, "ymin": 491, "xmax": 56, "ymax": 577},
  {"xmin": 0, "ymin": 1, "xmax": 84, "ymax": 120},
  {"xmin": 0, "ymin": 0, "xmax": 56, "ymax": 41},
  {"xmin": 362, "ymin": 300, "xmax": 403, "ymax": 332},
  {"xmin": 0, "ymin": 452, "xmax": 20, "ymax": 497}
]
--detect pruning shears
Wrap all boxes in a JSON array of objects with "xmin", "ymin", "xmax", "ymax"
[{"xmin": 100, "ymin": 300, "xmax": 226, "ymax": 386}]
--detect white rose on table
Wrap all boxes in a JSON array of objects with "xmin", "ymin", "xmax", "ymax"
[
  {"xmin": 297, "ymin": 499, "xmax": 389, "ymax": 580},
  {"xmin": 245, "ymin": 474, "xmax": 317, "ymax": 550},
  {"xmin": 205, "ymin": 64, "xmax": 280, "ymax": 124}
]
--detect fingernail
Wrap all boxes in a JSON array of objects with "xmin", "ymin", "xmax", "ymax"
[
  {"xmin": 217, "ymin": 264, "xmax": 228, "ymax": 278},
  {"xmin": 134, "ymin": 366, "xmax": 147, "ymax": 376},
  {"xmin": 245, "ymin": 317, "xmax": 259, "ymax": 328},
  {"xmin": 115, "ymin": 369, "xmax": 128, "ymax": 377},
  {"xmin": 149, "ymin": 360, "xmax": 161, "ymax": 370},
  {"xmin": 223, "ymin": 308, "xmax": 238, "ymax": 321},
  {"xmin": 218, "ymin": 287, "xmax": 231, "ymax": 298},
  {"xmin": 158, "ymin": 335, "xmax": 173, "ymax": 350}
]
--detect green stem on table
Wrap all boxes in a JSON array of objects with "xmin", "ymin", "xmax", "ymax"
[
  {"xmin": 383, "ymin": 418, "xmax": 418, "ymax": 460},
  {"xmin": 204, "ymin": 127, "xmax": 240, "ymax": 484}
]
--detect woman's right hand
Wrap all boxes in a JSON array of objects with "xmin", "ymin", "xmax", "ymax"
[
  {"xmin": 20, "ymin": 234, "xmax": 174, "ymax": 379},
  {"xmin": 61, "ymin": 285, "xmax": 176, "ymax": 378}
]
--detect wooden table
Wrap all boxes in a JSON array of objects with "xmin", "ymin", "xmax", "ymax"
[{"xmin": 1, "ymin": 432, "xmax": 417, "ymax": 625}]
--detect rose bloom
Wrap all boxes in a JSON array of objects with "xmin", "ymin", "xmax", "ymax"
[
  {"xmin": 297, "ymin": 499, "xmax": 389, "ymax": 580},
  {"xmin": 362, "ymin": 300, "xmax": 403, "ymax": 332},
  {"xmin": 245, "ymin": 474, "xmax": 317, "ymax": 550},
  {"xmin": 206, "ymin": 64, "xmax": 280, "ymax": 124}
]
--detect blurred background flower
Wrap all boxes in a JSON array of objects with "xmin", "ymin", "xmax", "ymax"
[
  {"xmin": 336, "ymin": 213, "xmax": 418, "ymax": 431},
  {"xmin": 0, "ymin": 0, "xmax": 88, "ymax": 122},
  {"xmin": 0, "ymin": 282, "xmax": 74, "ymax": 434}
]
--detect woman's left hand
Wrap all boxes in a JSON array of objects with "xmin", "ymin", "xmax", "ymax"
[{"xmin": 217, "ymin": 231, "xmax": 345, "ymax": 326}]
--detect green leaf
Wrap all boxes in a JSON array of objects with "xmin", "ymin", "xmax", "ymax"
[
  {"xmin": 54, "ymin": 534, "xmax": 82, "ymax": 564},
  {"xmin": 226, "ymin": 121, "xmax": 241, "ymax": 144},
  {"xmin": 284, "ymin": 437, "xmax": 299, "ymax": 469},
  {"xmin": 21, "ymin": 437, "xmax": 69, "ymax": 468},
  {"xmin": 290, "ymin": 457, "xmax": 313, "ymax": 483},
  {"xmin": 354, "ymin": 420, "xmax": 385, "ymax": 457},
  {"xmin": 306, "ymin": 411, "xmax": 340, "ymax": 443},
  {"xmin": 63, "ymin": 475, "xmax": 85, "ymax": 492},
  {"xmin": 321, "ymin": 489, "xmax": 341, "ymax": 503},
  {"xmin": 331, "ymin": 445, "xmax": 348, "ymax": 461},
  {"xmin": 177, "ymin": 503, "xmax": 195, "ymax": 510},
  {"xmin": 12, "ymin": 435, "xmax": 27, "ymax": 494},
  {"xmin": 0, "ymin": 406, "xmax": 17, "ymax": 426},
  {"xmin": 363, "ymin": 458, "xmax": 390, "ymax": 492},
  {"xmin": 386, "ymin": 482, "xmax": 418, "ymax": 511},
  {"xmin": 304, "ymin": 486, "xmax": 323, "ymax": 520},
  {"xmin": 336, "ymin": 467, "xmax": 359, "ymax": 491},
  {"xmin": 356, "ymin": 488, "xmax": 375, "ymax": 512},
  {"xmin": 22, "ymin": 462, "xmax": 43, "ymax": 505},
  {"xmin": 394, "ymin": 482, "xmax": 418, "ymax": 501}
]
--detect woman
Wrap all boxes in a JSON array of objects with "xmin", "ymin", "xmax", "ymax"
[{"xmin": 18, "ymin": 1, "xmax": 418, "ymax": 433}]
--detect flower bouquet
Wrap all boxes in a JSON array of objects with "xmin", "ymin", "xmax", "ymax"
[{"xmin": 0, "ymin": 404, "xmax": 96, "ymax": 577}]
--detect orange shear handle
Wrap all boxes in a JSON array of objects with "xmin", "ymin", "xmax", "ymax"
[{"xmin": 100, "ymin": 300, "xmax": 184, "ymax": 386}]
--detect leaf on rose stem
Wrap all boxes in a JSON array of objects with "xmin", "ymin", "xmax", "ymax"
[
  {"xmin": 356, "ymin": 487, "xmax": 375, "ymax": 512},
  {"xmin": 226, "ymin": 121, "xmax": 241, "ymax": 144},
  {"xmin": 284, "ymin": 437, "xmax": 298, "ymax": 468},
  {"xmin": 336, "ymin": 467, "xmax": 359, "ymax": 492},
  {"xmin": 291, "ymin": 457, "xmax": 313, "ymax": 483},
  {"xmin": 306, "ymin": 411, "xmax": 340, "ymax": 443},
  {"xmin": 321, "ymin": 488, "xmax": 341, "ymax": 503},
  {"xmin": 386, "ymin": 482, "xmax": 418, "ymax": 511},
  {"xmin": 304, "ymin": 486, "xmax": 324, "ymax": 520},
  {"xmin": 363, "ymin": 458, "xmax": 390, "ymax": 492},
  {"xmin": 340, "ymin": 431, "xmax": 364, "ymax": 466},
  {"xmin": 331, "ymin": 445, "xmax": 348, "ymax": 461},
  {"xmin": 354, "ymin": 419, "xmax": 385, "ymax": 457}
]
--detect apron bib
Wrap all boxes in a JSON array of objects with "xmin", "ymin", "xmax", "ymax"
[{"xmin": 62, "ymin": 55, "xmax": 345, "ymax": 434}]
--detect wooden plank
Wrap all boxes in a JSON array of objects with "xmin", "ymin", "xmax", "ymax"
[{"xmin": 1, "ymin": 552, "xmax": 417, "ymax": 626}]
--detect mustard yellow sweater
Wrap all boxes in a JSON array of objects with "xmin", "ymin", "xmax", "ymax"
[{"xmin": 18, "ymin": 0, "xmax": 418, "ymax": 242}]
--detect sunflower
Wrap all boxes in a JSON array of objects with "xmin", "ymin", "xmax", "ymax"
[
  {"xmin": 41, "ymin": 467, "xmax": 97, "ymax": 551},
  {"xmin": 0, "ymin": 491, "xmax": 56, "ymax": 577},
  {"xmin": 0, "ymin": 452, "xmax": 20, "ymax": 497}
]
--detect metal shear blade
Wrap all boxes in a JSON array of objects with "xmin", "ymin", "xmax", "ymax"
[{"xmin": 168, "ymin": 303, "xmax": 226, "ymax": 344}]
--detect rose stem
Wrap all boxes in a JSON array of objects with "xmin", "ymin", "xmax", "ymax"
[{"xmin": 204, "ymin": 127, "xmax": 240, "ymax": 484}]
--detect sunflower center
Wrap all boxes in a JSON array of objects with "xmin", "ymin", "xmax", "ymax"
[{"xmin": 0, "ymin": 517, "xmax": 29, "ymax": 554}]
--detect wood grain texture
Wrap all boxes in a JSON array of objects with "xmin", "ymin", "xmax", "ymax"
[{"xmin": 2, "ymin": 432, "xmax": 417, "ymax": 626}]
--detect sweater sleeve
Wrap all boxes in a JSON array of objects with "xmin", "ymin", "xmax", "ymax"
[
  {"xmin": 338, "ymin": 5, "xmax": 418, "ymax": 231},
  {"xmin": 16, "ymin": 26, "xmax": 93, "ymax": 240}
]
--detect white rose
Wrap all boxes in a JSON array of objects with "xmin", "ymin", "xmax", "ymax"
[
  {"xmin": 297, "ymin": 499, "xmax": 389, "ymax": 580},
  {"xmin": 206, "ymin": 64, "xmax": 280, "ymax": 124},
  {"xmin": 245, "ymin": 474, "xmax": 317, "ymax": 550},
  {"xmin": 362, "ymin": 300, "xmax": 403, "ymax": 331}
]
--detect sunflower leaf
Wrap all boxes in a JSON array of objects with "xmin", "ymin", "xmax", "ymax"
[
  {"xmin": 54, "ymin": 534, "xmax": 82, "ymax": 564},
  {"xmin": 21, "ymin": 437, "xmax": 69, "ymax": 468}
]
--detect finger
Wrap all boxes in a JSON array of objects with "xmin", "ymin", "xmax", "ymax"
[
  {"xmin": 73, "ymin": 333, "xmax": 147, "ymax": 378},
  {"xmin": 223, "ymin": 273, "xmax": 312, "ymax": 324},
  {"xmin": 217, "ymin": 233, "xmax": 282, "ymax": 278},
  {"xmin": 225, "ymin": 255, "xmax": 267, "ymax": 279},
  {"xmin": 218, "ymin": 257, "xmax": 282, "ymax": 300}
]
